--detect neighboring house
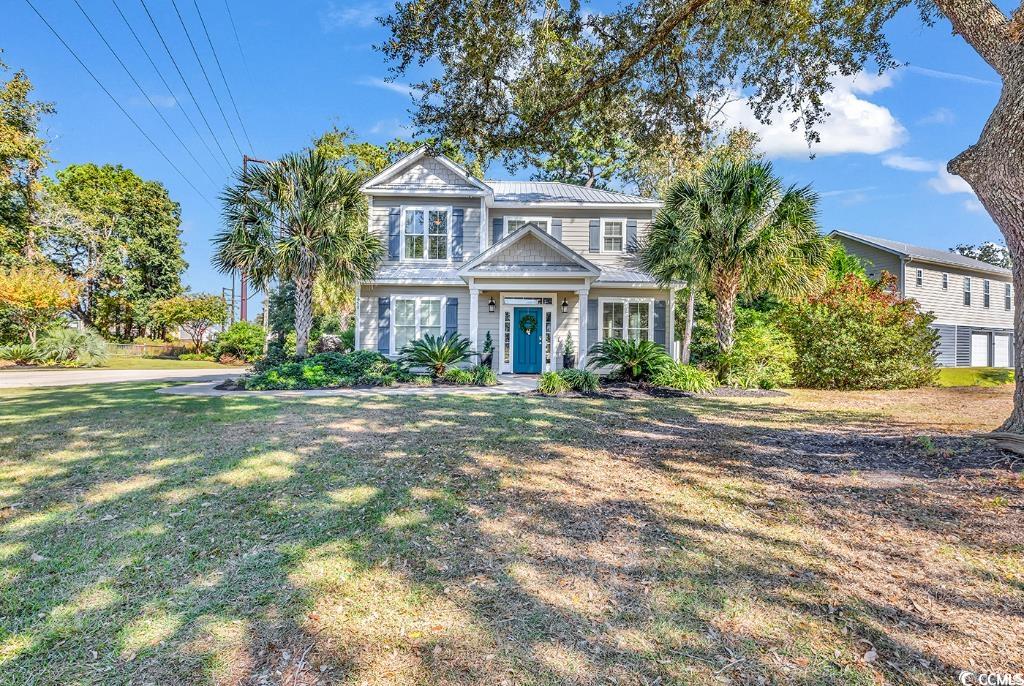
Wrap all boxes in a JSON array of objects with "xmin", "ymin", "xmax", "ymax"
[
  {"xmin": 831, "ymin": 230, "xmax": 1014, "ymax": 368},
  {"xmin": 354, "ymin": 147, "xmax": 677, "ymax": 373}
]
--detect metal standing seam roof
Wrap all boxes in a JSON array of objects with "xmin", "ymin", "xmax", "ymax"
[
  {"xmin": 832, "ymin": 230, "xmax": 1012, "ymax": 276},
  {"xmin": 485, "ymin": 180, "xmax": 659, "ymax": 205}
]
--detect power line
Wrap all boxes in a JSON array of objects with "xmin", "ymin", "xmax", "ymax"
[
  {"xmin": 222, "ymin": 0, "xmax": 254, "ymax": 89},
  {"xmin": 138, "ymin": 0, "xmax": 234, "ymax": 170},
  {"xmin": 70, "ymin": 0, "xmax": 218, "ymax": 186},
  {"xmin": 110, "ymin": 0, "xmax": 230, "ymax": 175},
  {"xmin": 192, "ymin": 0, "xmax": 254, "ymax": 152},
  {"xmin": 23, "ymin": 0, "xmax": 215, "ymax": 208},
  {"xmin": 168, "ymin": 0, "xmax": 244, "ymax": 157}
]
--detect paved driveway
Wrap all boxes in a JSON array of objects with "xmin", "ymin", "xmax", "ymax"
[{"xmin": 0, "ymin": 368, "xmax": 243, "ymax": 389}]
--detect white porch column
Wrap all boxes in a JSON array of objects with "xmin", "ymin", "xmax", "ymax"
[
  {"xmin": 577, "ymin": 288, "xmax": 589, "ymax": 367},
  {"xmin": 469, "ymin": 285, "xmax": 480, "ymax": 352},
  {"xmin": 667, "ymin": 286, "xmax": 677, "ymax": 361},
  {"xmin": 353, "ymin": 284, "xmax": 361, "ymax": 351}
]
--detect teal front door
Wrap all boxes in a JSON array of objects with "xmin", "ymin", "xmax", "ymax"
[{"xmin": 513, "ymin": 307, "xmax": 543, "ymax": 373}]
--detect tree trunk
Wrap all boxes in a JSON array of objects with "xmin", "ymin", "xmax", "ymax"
[
  {"xmin": 262, "ymin": 292, "xmax": 270, "ymax": 354},
  {"xmin": 712, "ymin": 271, "xmax": 741, "ymax": 353},
  {"xmin": 943, "ymin": 53, "xmax": 1024, "ymax": 431},
  {"xmin": 681, "ymin": 287, "xmax": 695, "ymax": 364},
  {"xmin": 294, "ymin": 275, "xmax": 314, "ymax": 359}
]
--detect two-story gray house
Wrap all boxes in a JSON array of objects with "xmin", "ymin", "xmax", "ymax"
[
  {"xmin": 353, "ymin": 147, "xmax": 677, "ymax": 372},
  {"xmin": 831, "ymin": 230, "xmax": 1014, "ymax": 368}
]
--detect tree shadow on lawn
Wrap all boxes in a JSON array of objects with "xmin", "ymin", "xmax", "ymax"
[{"xmin": 0, "ymin": 386, "xmax": 1021, "ymax": 685}]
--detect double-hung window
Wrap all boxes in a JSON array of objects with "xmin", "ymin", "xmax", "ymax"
[
  {"xmin": 1006, "ymin": 283, "xmax": 1012, "ymax": 311},
  {"xmin": 601, "ymin": 219, "xmax": 625, "ymax": 253},
  {"xmin": 393, "ymin": 297, "xmax": 443, "ymax": 352},
  {"xmin": 983, "ymin": 279, "xmax": 991, "ymax": 308},
  {"xmin": 504, "ymin": 217, "xmax": 550, "ymax": 236},
  {"xmin": 941, "ymin": 273, "xmax": 948, "ymax": 290},
  {"xmin": 915, "ymin": 269, "xmax": 923, "ymax": 286},
  {"xmin": 964, "ymin": 277, "xmax": 972, "ymax": 306},
  {"xmin": 600, "ymin": 299, "xmax": 651, "ymax": 342},
  {"xmin": 403, "ymin": 208, "xmax": 449, "ymax": 260}
]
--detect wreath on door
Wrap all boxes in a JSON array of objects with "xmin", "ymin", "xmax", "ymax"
[{"xmin": 519, "ymin": 313, "xmax": 538, "ymax": 336}]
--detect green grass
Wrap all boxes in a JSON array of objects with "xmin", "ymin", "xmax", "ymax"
[
  {"xmin": 100, "ymin": 356, "xmax": 236, "ymax": 370},
  {"xmin": 935, "ymin": 366, "xmax": 1014, "ymax": 387},
  {"xmin": 0, "ymin": 384, "xmax": 1018, "ymax": 684}
]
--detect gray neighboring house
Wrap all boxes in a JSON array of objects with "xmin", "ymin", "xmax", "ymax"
[
  {"xmin": 831, "ymin": 230, "xmax": 1014, "ymax": 368},
  {"xmin": 354, "ymin": 146, "xmax": 678, "ymax": 373}
]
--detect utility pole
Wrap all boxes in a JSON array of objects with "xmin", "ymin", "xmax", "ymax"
[{"xmin": 241, "ymin": 154, "xmax": 271, "ymax": 324}]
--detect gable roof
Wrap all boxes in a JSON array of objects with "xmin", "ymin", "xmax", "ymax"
[
  {"xmin": 359, "ymin": 145, "xmax": 490, "ymax": 194},
  {"xmin": 831, "ymin": 230, "xmax": 1011, "ymax": 276},
  {"xmin": 486, "ymin": 181, "xmax": 660, "ymax": 208},
  {"xmin": 459, "ymin": 223, "xmax": 600, "ymax": 276}
]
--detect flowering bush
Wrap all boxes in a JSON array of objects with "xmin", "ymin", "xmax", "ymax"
[{"xmin": 783, "ymin": 273, "xmax": 938, "ymax": 389}]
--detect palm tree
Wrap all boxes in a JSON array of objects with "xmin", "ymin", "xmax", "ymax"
[
  {"xmin": 639, "ymin": 214, "xmax": 700, "ymax": 363},
  {"xmin": 642, "ymin": 159, "xmax": 830, "ymax": 354},
  {"xmin": 215, "ymin": 149, "xmax": 382, "ymax": 357}
]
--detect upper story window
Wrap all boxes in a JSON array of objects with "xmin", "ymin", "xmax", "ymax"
[
  {"xmin": 1006, "ymin": 283, "xmax": 1012, "ymax": 310},
  {"xmin": 942, "ymin": 273, "xmax": 948, "ymax": 290},
  {"xmin": 601, "ymin": 218, "xmax": 626, "ymax": 253},
  {"xmin": 915, "ymin": 269, "xmax": 923, "ymax": 286},
  {"xmin": 600, "ymin": 298, "xmax": 652, "ymax": 342},
  {"xmin": 964, "ymin": 277, "xmax": 972, "ymax": 306},
  {"xmin": 504, "ymin": 217, "xmax": 550, "ymax": 238},
  {"xmin": 983, "ymin": 279, "xmax": 991, "ymax": 308},
  {"xmin": 402, "ymin": 207, "xmax": 449, "ymax": 260}
]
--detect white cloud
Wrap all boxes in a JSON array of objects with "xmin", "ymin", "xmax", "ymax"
[
  {"xmin": 918, "ymin": 107, "xmax": 955, "ymax": 125},
  {"xmin": 358, "ymin": 77, "xmax": 417, "ymax": 98},
  {"xmin": 368, "ymin": 118, "xmax": 415, "ymax": 137},
  {"xmin": 963, "ymin": 198, "xmax": 985, "ymax": 213},
  {"xmin": 882, "ymin": 155, "xmax": 975, "ymax": 196},
  {"xmin": 905, "ymin": 65, "xmax": 999, "ymax": 87},
  {"xmin": 129, "ymin": 94, "xmax": 177, "ymax": 109},
  {"xmin": 320, "ymin": 2, "xmax": 381, "ymax": 30},
  {"xmin": 719, "ymin": 72, "xmax": 906, "ymax": 158}
]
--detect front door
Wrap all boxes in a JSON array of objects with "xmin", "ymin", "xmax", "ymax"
[{"xmin": 513, "ymin": 307, "xmax": 542, "ymax": 373}]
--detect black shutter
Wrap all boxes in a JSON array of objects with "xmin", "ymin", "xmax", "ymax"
[
  {"xmin": 626, "ymin": 218, "xmax": 638, "ymax": 253},
  {"xmin": 388, "ymin": 207, "xmax": 400, "ymax": 260},
  {"xmin": 378, "ymin": 297, "xmax": 391, "ymax": 354},
  {"xmin": 492, "ymin": 217, "xmax": 503, "ymax": 246}
]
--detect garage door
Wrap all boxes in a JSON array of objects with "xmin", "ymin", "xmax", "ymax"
[
  {"xmin": 971, "ymin": 332, "xmax": 990, "ymax": 367},
  {"xmin": 994, "ymin": 334, "xmax": 1011, "ymax": 368}
]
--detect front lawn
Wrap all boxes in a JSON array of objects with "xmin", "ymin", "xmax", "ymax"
[
  {"xmin": 936, "ymin": 366, "xmax": 1014, "ymax": 387},
  {"xmin": 0, "ymin": 384, "xmax": 1020, "ymax": 685}
]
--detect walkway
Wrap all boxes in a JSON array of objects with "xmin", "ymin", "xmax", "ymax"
[
  {"xmin": 0, "ymin": 368, "xmax": 242, "ymax": 389},
  {"xmin": 157, "ymin": 374, "xmax": 539, "ymax": 397}
]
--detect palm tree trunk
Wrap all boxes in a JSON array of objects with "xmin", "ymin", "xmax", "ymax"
[
  {"xmin": 712, "ymin": 272, "xmax": 741, "ymax": 353},
  {"xmin": 294, "ymin": 275, "xmax": 314, "ymax": 358},
  {"xmin": 262, "ymin": 292, "xmax": 270, "ymax": 354},
  {"xmin": 681, "ymin": 287, "xmax": 695, "ymax": 364}
]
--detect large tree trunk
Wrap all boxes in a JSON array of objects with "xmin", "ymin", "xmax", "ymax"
[
  {"xmin": 712, "ymin": 271, "xmax": 741, "ymax": 353},
  {"xmin": 294, "ymin": 275, "xmax": 314, "ymax": 358},
  {"xmin": 940, "ymin": 37, "xmax": 1024, "ymax": 430},
  {"xmin": 681, "ymin": 287, "xmax": 695, "ymax": 364}
]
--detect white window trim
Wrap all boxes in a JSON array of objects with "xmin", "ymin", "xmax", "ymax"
[
  {"xmin": 400, "ymin": 206, "xmax": 453, "ymax": 262},
  {"xmin": 915, "ymin": 269, "xmax": 923, "ymax": 286},
  {"xmin": 964, "ymin": 276, "xmax": 972, "ymax": 307},
  {"xmin": 597, "ymin": 297, "xmax": 655, "ymax": 342},
  {"xmin": 941, "ymin": 273, "xmax": 948, "ymax": 290},
  {"xmin": 600, "ymin": 217, "xmax": 628, "ymax": 254},
  {"xmin": 503, "ymin": 216, "xmax": 552, "ymax": 238},
  {"xmin": 1006, "ymin": 283, "xmax": 1012, "ymax": 311},
  {"xmin": 390, "ymin": 295, "xmax": 447, "ymax": 356},
  {"xmin": 983, "ymin": 279, "xmax": 991, "ymax": 308}
]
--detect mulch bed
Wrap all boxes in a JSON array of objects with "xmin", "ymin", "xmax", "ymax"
[{"xmin": 536, "ymin": 380, "xmax": 788, "ymax": 400}]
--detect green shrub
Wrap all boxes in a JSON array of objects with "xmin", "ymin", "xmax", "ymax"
[
  {"xmin": 244, "ymin": 350, "xmax": 404, "ymax": 390},
  {"xmin": 537, "ymin": 371, "xmax": 570, "ymax": 395},
  {"xmin": 651, "ymin": 362, "xmax": 716, "ymax": 392},
  {"xmin": 440, "ymin": 367, "xmax": 474, "ymax": 385},
  {"xmin": 558, "ymin": 368, "xmax": 599, "ymax": 393},
  {"xmin": 0, "ymin": 343, "xmax": 42, "ymax": 365},
  {"xmin": 213, "ymin": 321, "xmax": 265, "ymax": 362},
  {"xmin": 400, "ymin": 332, "xmax": 471, "ymax": 377},
  {"xmin": 470, "ymin": 364, "xmax": 498, "ymax": 386},
  {"xmin": 783, "ymin": 273, "xmax": 938, "ymax": 389},
  {"xmin": 717, "ymin": 319, "xmax": 795, "ymax": 389},
  {"xmin": 179, "ymin": 352, "xmax": 216, "ymax": 362},
  {"xmin": 587, "ymin": 338, "xmax": 671, "ymax": 381},
  {"xmin": 412, "ymin": 375, "xmax": 433, "ymax": 386},
  {"xmin": 36, "ymin": 328, "xmax": 109, "ymax": 367}
]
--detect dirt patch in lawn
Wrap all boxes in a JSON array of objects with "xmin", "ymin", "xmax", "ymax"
[{"xmin": 0, "ymin": 384, "xmax": 1020, "ymax": 685}]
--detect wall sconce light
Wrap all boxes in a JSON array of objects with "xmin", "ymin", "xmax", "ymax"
[
  {"xmin": 488, "ymin": 296, "xmax": 496, "ymax": 313},
  {"xmin": 561, "ymin": 297, "xmax": 569, "ymax": 313}
]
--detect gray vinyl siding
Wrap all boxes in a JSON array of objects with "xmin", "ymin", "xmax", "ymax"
[
  {"xmin": 904, "ymin": 261, "xmax": 1014, "ymax": 328},
  {"xmin": 489, "ymin": 208, "xmax": 654, "ymax": 267},
  {"xmin": 358, "ymin": 285, "xmax": 470, "ymax": 354},
  {"xmin": 368, "ymin": 196, "xmax": 483, "ymax": 266},
  {"xmin": 931, "ymin": 324, "xmax": 955, "ymax": 367},
  {"xmin": 834, "ymin": 236, "xmax": 903, "ymax": 283}
]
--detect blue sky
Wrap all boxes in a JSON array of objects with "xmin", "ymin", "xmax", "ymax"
[{"xmin": 4, "ymin": 1, "xmax": 1006, "ymax": 312}]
